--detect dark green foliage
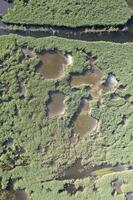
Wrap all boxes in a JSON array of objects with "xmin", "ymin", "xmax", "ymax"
[
  {"xmin": 3, "ymin": 0, "xmax": 132, "ymax": 26},
  {"xmin": 0, "ymin": 35, "xmax": 133, "ymax": 200}
]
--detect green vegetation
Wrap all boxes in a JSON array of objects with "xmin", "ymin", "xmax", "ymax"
[
  {"xmin": 3, "ymin": 0, "xmax": 133, "ymax": 27},
  {"xmin": 0, "ymin": 35, "xmax": 133, "ymax": 200},
  {"xmin": 19, "ymin": 170, "xmax": 133, "ymax": 200},
  {"xmin": 91, "ymin": 168, "xmax": 113, "ymax": 176}
]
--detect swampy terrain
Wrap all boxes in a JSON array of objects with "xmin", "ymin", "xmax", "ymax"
[{"xmin": 0, "ymin": 1, "xmax": 133, "ymax": 200}]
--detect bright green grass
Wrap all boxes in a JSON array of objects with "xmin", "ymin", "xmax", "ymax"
[
  {"xmin": 3, "ymin": 0, "xmax": 133, "ymax": 27},
  {"xmin": 0, "ymin": 35, "xmax": 133, "ymax": 199}
]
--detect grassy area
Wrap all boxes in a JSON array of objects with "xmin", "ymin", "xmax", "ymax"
[
  {"xmin": 0, "ymin": 35, "xmax": 133, "ymax": 199},
  {"xmin": 17, "ymin": 170, "xmax": 133, "ymax": 200},
  {"xmin": 3, "ymin": 0, "xmax": 133, "ymax": 27}
]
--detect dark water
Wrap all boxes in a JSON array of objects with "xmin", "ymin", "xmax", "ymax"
[
  {"xmin": 0, "ymin": 0, "xmax": 13, "ymax": 15},
  {"xmin": 0, "ymin": 18, "xmax": 133, "ymax": 42},
  {"xmin": 1, "ymin": 28, "xmax": 133, "ymax": 43}
]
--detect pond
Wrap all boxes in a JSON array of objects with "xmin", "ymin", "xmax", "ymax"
[
  {"xmin": 72, "ymin": 99, "xmax": 97, "ymax": 137},
  {"xmin": 37, "ymin": 52, "xmax": 71, "ymax": 79},
  {"xmin": 70, "ymin": 59, "xmax": 103, "ymax": 99},
  {"xmin": 47, "ymin": 91, "xmax": 65, "ymax": 118},
  {"xmin": 70, "ymin": 65, "xmax": 102, "ymax": 87}
]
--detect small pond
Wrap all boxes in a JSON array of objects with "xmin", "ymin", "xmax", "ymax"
[
  {"xmin": 72, "ymin": 99, "xmax": 97, "ymax": 137},
  {"xmin": 70, "ymin": 60, "xmax": 103, "ymax": 99},
  {"xmin": 37, "ymin": 52, "xmax": 71, "ymax": 79},
  {"xmin": 47, "ymin": 91, "xmax": 65, "ymax": 118}
]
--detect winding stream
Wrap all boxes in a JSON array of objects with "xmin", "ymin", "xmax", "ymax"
[
  {"xmin": 0, "ymin": 3, "xmax": 133, "ymax": 42},
  {"xmin": 0, "ymin": 0, "xmax": 133, "ymax": 42},
  {"xmin": 1, "ymin": 24, "xmax": 133, "ymax": 42}
]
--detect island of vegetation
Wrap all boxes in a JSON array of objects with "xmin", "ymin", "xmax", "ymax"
[{"xmin": 3, "ymin": 0, "xmax": 133, "ymax": 27}]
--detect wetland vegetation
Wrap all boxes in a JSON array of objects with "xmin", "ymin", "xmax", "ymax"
[
  {"xmin": 2, "ymin": 0, "xmax": 133, "ymax": 27},
  {"xmin": 0, "ymin": 35, "xmax": 133, "ymax": 200},
  {"xmin": 0, "ymin": 0, "xmax": 133, "ymax": 200}
]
